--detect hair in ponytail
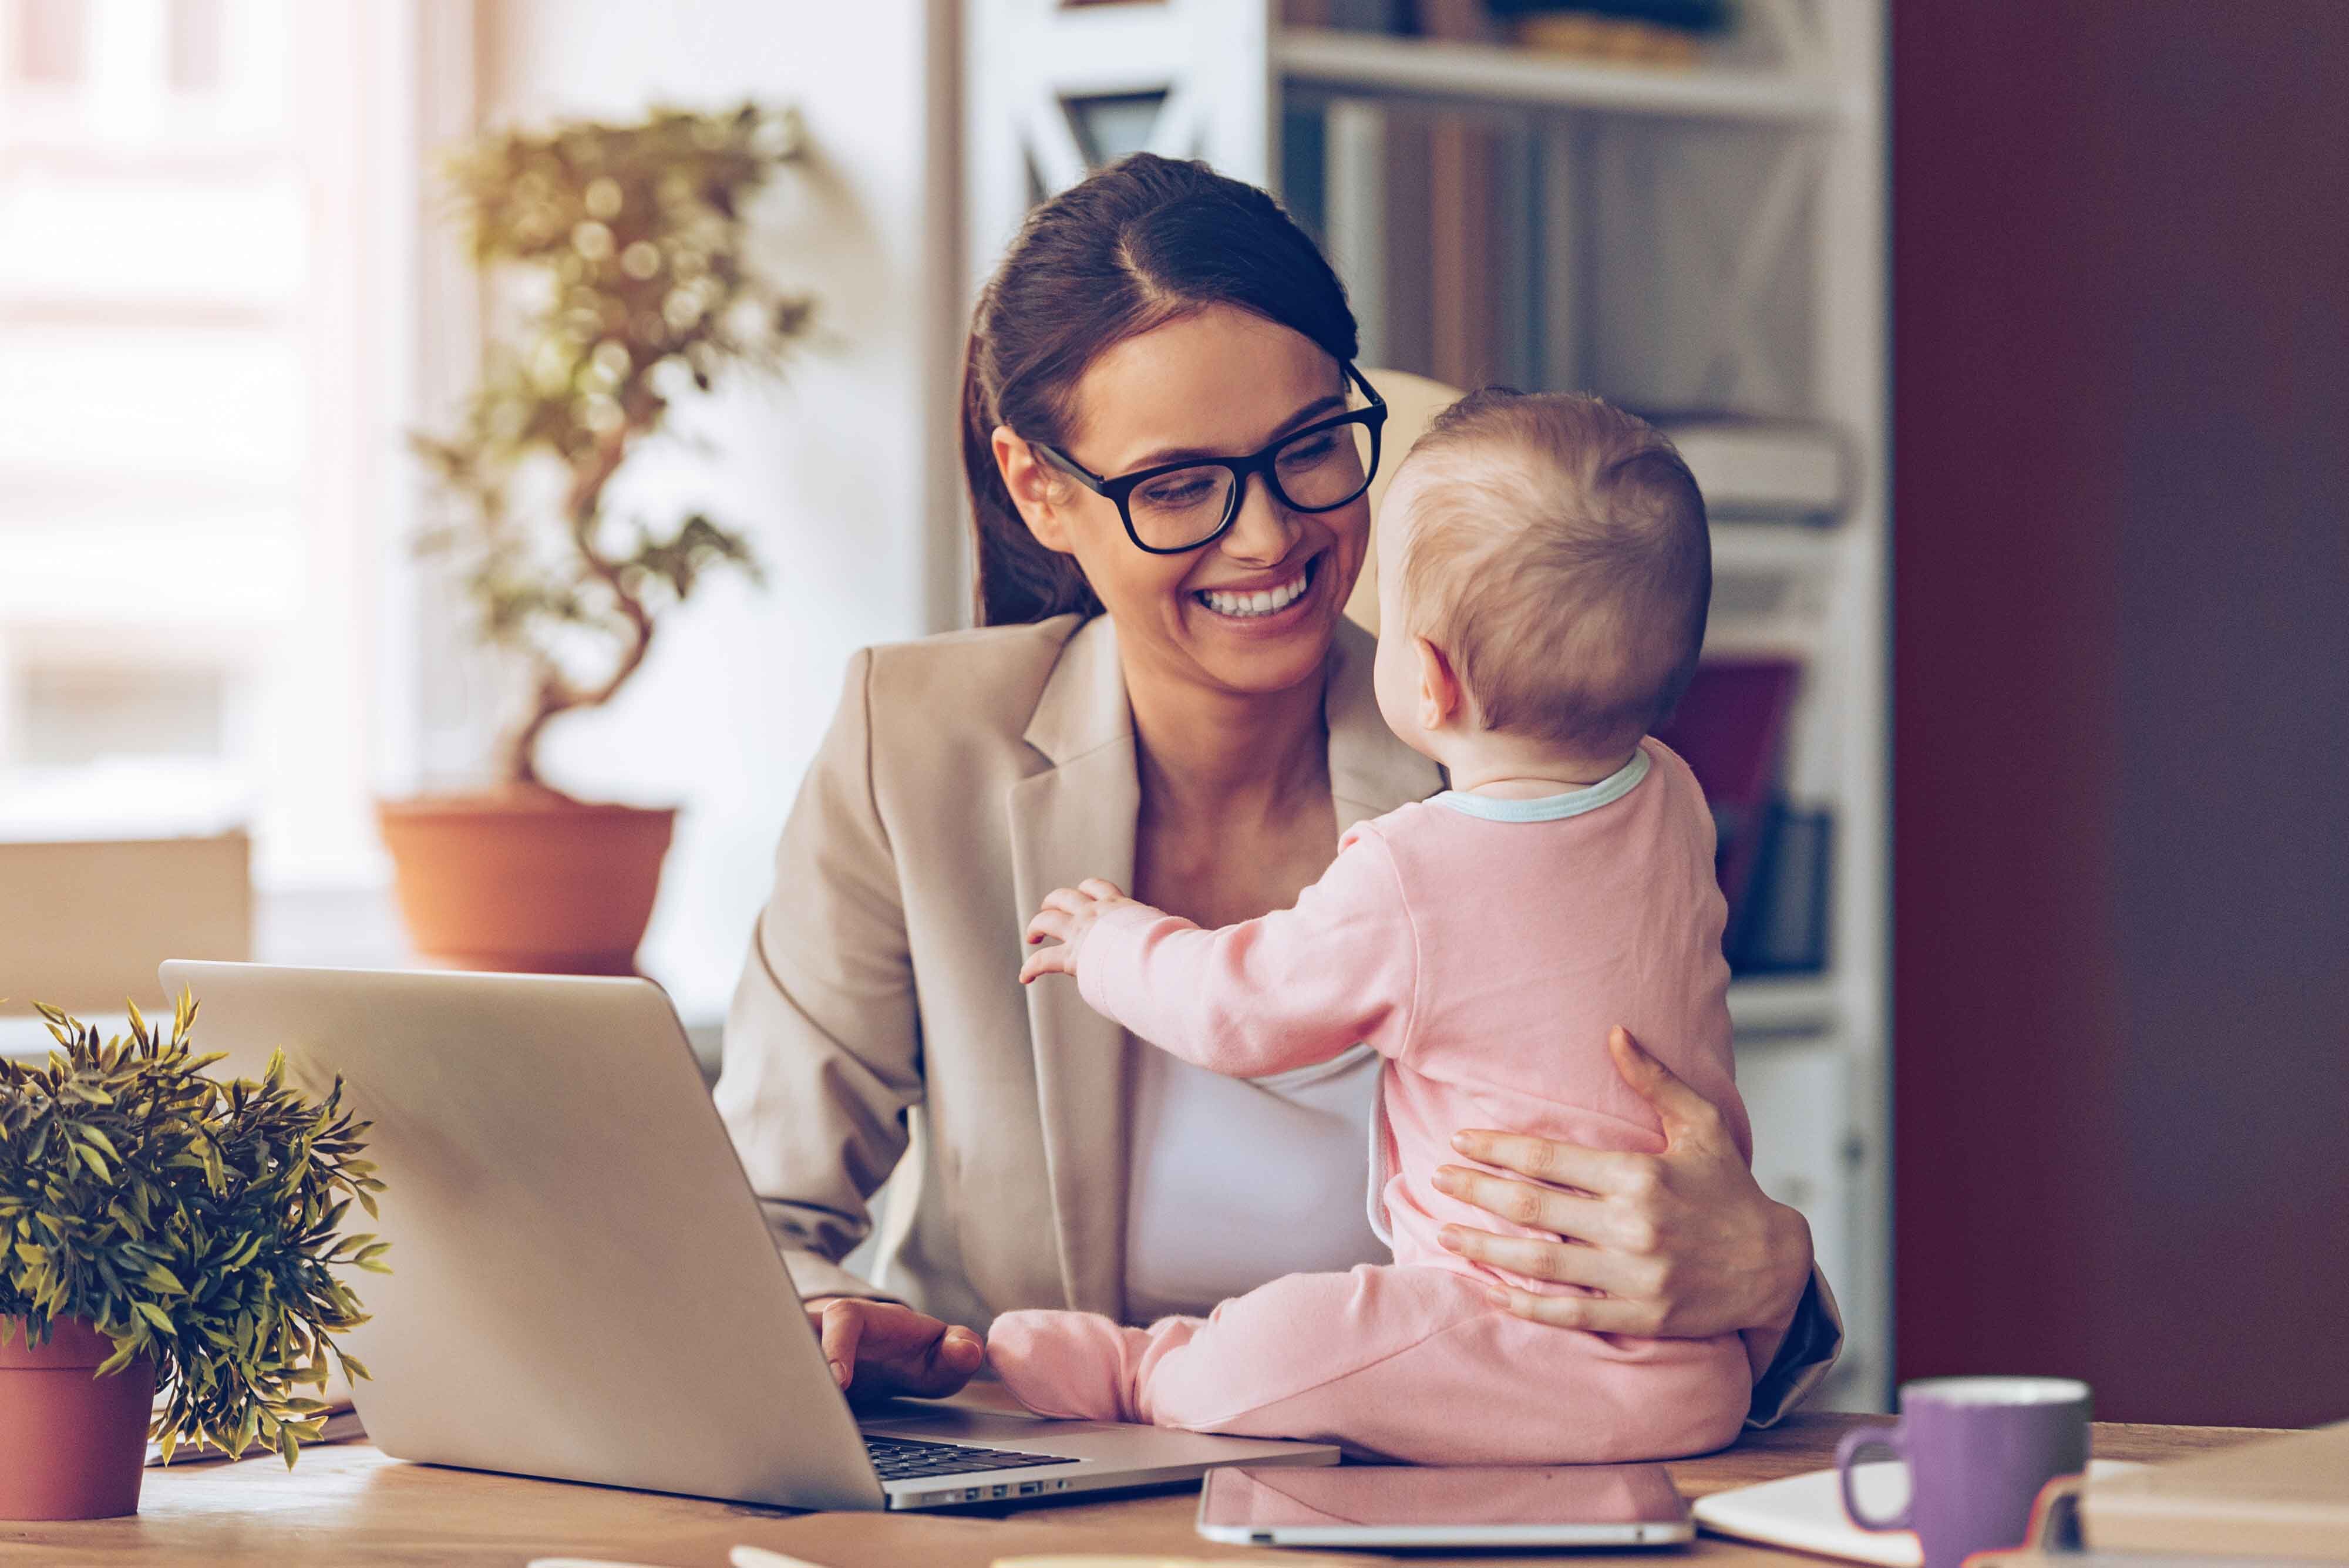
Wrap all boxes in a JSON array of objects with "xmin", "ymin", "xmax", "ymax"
[{"xmin": 961, "ymin": 154, "xmax": 1359, "ymax": 626}]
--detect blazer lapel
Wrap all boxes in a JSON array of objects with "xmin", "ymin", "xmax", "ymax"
[
  {"xmin": 1005, "ymin": 614, "xmax": 1439, "ymax": 1323},
  {"xmin": 1007, "ymin": 616, "xmax": 1138, "ymax": 1319}
]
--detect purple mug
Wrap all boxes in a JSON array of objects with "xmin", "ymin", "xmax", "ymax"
[{"xmin": 1835, "ymin": 1376, "xmax": 2091, "ymax": 1568}]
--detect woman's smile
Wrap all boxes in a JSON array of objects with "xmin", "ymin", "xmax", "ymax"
[{"xmin": 1190, "ymin": 549, "xmax": 1326, "ymax": 630}]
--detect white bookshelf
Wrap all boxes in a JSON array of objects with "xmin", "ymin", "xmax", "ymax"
[
  {"xmin": 964, "ymin": 0, "xmax": 1889, "ymax": 1411},
  {"xmin": 1278, "ymin": 25, "xmax": 1850, "ymax": 122}
]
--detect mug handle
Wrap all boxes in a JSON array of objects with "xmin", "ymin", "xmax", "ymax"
[{"xmin": 1836, "ymin": 1422, "xmax": 1914, "ymax": 1532}]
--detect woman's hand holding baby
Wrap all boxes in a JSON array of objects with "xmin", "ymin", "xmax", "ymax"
[
  {"xmin": 1433, "ymin": 1027, "xmax": 1814, "ymax": 1344},
  {"xmin": 1020, "ymin": 878, "xmax": 1139, "ymax": 984}
]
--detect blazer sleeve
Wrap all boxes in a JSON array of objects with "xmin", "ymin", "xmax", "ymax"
[
  {"xmin": 714, "ymin": 648, "xmax": 923, "ymax": 1304},
  {"xmin": 1743, "ymin": 1265, "xmax": 1846, "ymax": 1426},
  {"xmin": 1073, "ymin": 826, "xmax": 1418, "ymax": 1077}
]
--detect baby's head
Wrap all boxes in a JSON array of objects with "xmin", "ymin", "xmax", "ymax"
[{"xmin": 1372, "ymin": 389, "xmax": 1710, "ymax": 772}]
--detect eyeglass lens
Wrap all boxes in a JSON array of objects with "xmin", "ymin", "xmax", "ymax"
[{"xmin": 1127, "ymin": 419, "xmax": 1376, "ymax": 550}]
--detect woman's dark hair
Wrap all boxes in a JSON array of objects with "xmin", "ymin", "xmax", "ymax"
[{"xmin": 961, "ymin": 153, "xmax": 1359, "ymax": 625}]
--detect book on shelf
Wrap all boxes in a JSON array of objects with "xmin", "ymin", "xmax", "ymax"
[
  {"xmin": 1283, "ymin": 0, "xmax": 1731, "ymax": 46},
  {"xmin": 1653, "ymin": 658, "xmax": 1828, "ymax": 976},
  {"xmin": 1729, "ymin": 803, "xmax": 1830, "ymax": 974},
  {"xmin": 1651, "ymin": 414, "xmax": 1853, "ymax": 523}
]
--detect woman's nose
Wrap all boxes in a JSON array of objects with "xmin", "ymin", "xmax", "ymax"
[{"xmin": 1219, "ymin": 474, "xmax": 1300, "ymax": 566}]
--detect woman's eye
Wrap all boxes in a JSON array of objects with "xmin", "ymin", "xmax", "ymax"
[
  {"xmin": 1138, "ymin": 475, "xmax": 1217, "ymax": 509},
  {"xmin": 1277, "ymin": 433, "xmax": 1340, "ymax": 469}
]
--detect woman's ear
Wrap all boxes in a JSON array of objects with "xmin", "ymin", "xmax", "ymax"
[
  {"xmin": 992, "ymin": 425, "xmax": 1075, "ymax": 555},
  {"xmin": 1414, "ymin": 634, "xmax": 1465, "ymax": 732}
]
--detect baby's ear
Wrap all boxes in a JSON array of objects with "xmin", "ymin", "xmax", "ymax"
[{"xmin": 1414, "ymin": 635, "xmax": 1465, "ymax": 730}]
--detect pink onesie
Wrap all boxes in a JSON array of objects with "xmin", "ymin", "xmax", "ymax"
[{"xmin": 987, "ymin": 739, "xmax": 1756, "ymax": 1463}]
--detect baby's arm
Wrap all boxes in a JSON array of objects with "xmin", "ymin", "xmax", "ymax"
[{"xmin": 1022, "ymin": 829, "xmax": 1417, "ymax": 1078}]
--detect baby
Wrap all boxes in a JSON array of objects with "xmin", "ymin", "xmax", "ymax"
[{"xmin": 990, "ymin": 389, "xmax": 1753, "ymax": 1465}]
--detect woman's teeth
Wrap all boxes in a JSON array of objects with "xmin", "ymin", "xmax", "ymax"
[{"xmin": 1199, "ymin": 568, "xmax": 1310, "ymax": 618}]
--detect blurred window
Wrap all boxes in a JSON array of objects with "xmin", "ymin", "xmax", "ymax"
[
  {"xmin": 9, "ymin": 0, "xmax": 85, "ymax": 85},
  {"xmin": 0, "ymin": 0, "xmax": 344, "ymax": 867},
  {"xmin": 166, "ymin": 0, "xmax": 224, "ymax": 93}
]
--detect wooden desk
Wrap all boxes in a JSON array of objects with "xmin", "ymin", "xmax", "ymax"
[{"xmin": 1, "ymin": 1414, "xmax": 2276, "ymax": 1567}]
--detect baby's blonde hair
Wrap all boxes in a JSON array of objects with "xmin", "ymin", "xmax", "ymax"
[{"xmin": 1394, "ymin": 389, "xmax": 1710, "ymax": 758}]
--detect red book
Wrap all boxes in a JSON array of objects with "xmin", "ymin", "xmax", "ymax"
[{"xmin": 1653, "ymin": 659, "xmax": 1802, "ymax": 934}]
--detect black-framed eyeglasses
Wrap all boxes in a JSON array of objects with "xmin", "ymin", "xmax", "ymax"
[{"xmin": 1029, "ymin": 362, "xmax": 1388, "ymax": 554}]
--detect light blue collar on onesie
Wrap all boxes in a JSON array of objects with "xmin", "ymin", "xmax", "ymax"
[{"xmin": 1430, "ymin": 745, "xmax": 1651, "ymax": 823}]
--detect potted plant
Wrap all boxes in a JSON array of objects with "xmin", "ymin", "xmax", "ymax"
[
  {"xmin": 389, "ymin": 102, "xmax": 813, "ymax": 975},
  {"xmin": 0, "ymin": 996, "xmax": 388, "ymax": 1520}
]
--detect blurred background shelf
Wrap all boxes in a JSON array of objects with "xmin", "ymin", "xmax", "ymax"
[
  {"xmin": 1728, "ymin": 974, "xmax": 1839, "ymax": 1039},
  {"xmin": 1277, "ymin": 26, "xmax": 1848, "ymax": 123}
]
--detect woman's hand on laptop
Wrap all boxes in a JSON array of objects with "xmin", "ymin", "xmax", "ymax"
[
  {"xmin": 805, "ymin": 1297, "xmax": 985, "ymax": 1401},
  {"xmin": 1430, "ymin": 1027, "xmax": 1814, "ymax": 1342}
]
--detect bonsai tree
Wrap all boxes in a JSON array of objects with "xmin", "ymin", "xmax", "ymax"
[
  {"xmin": 412, "ymin": 102, "xmax": 813, "ymax": 789},
  {"xmin": 0, "ymin": 995, "xmax": 389, "ymax": 1465}
]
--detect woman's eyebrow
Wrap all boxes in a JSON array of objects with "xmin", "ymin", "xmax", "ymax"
[{"xmin": 1118, "ymin": 392, "xmax": 1349, "ymax": 473}]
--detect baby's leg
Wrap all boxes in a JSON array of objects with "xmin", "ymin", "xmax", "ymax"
[
  {"xmin": 986, "ymin": 1308, "xmax": 1204, "ymax": 1424},
  {"xmin": 1127, "ymin": 1264, "xmax": 1754, "ymax": 1464}
]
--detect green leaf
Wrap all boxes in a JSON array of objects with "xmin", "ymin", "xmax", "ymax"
[
  {"xmin": 134, "ymin": 1302, "xmax": 173, "ymax": 1334},
  {"xmin": 75, "ymin": 1141, "xmax": 112, "ymax": 1182}
]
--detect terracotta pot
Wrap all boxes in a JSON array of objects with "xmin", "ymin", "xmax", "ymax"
[
  {"xmin": 0, "ymin": 1317, "xmax": 153, "ymax": 1520},
  {"xmin": 378, "ymin": 791, "xmax": 677, "ymax": 975}
]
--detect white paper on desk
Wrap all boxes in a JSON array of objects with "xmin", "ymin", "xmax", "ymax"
[{"xmin": 1694, "ymin": 1458, "xmax": 2146, "ymax": 1566}]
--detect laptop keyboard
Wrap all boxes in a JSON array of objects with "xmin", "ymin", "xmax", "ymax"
[{"xmin": 862, "ymin": 1433, "xmax": 1073, "ymax": 1481}]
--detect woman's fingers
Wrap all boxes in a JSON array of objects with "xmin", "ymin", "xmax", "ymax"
[
  {"xmin": 1448, "ymin": 1127, "xmax": 1631, "ymax": 1197},
  {"xmin": 1607, "ymin": 1026, "xmax": 1729, "ymax": 1148},
  {"xmin": 813, "ymin": 1300, "xmax": 985, "ymax": 1401},
  {"xmin": 815, "ymin": 1298, "xmax": 864, "ymax": 1389},
  {"xmin": 1431, "ymin": 1165, "xmax": 1620, "ymax": 1242},
  {"xmin": 896, "ymin": 1322, "xmax": 987, "ymax": 1398},
  {"xmin": 1439, "ymin": 1222, "xmax": 1663, "ymax": 1296},
  {"xmin": 1438, "ymin": 1223, "xmax": 1600, "ymax": 1284},
  {"xmin": 1485, "ymin": 1284, "xmax": 1663, "ymax": 1338}
]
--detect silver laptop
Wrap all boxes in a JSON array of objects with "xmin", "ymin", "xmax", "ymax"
[{"xmin": 157, "ymin": 961, "xmax": 1339, "ymax": 1511}]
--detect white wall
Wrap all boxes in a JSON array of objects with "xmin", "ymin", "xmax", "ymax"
[{"xmin": 469, "ymin": 0, "xmax": 965, "ymax": 1023}]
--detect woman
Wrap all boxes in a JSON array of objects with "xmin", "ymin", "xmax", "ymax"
[{"xmin": 715, "ymin": 154, "xmax": 1839, "ymax": 1422}]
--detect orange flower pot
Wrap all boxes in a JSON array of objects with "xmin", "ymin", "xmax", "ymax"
[
  {"xmin": 378, "ymin": 791, "xmax": 678, "ymax": 975},
  {"xmin": 0, "ymin": 1317, "xmax": 154, "ymax": 1520}
]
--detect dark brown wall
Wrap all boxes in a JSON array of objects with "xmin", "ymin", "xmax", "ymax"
[{"xmin": 1892, "ymin": 2, "xmax": 2349, "ymax": 1425}]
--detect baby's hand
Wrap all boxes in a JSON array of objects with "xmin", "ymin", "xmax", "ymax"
[{"xmin": 1019, "ymin": 879, "xmax": 1138, "ymax": 984}]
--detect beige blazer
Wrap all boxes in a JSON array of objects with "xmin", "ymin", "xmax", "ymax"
[{"xmin": 715, "ymin": 610, "xmax": 1842, "ymax": 1422}]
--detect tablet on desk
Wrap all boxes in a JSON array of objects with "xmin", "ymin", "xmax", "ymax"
[{"xmin": 1197, "ymin": 1461, "xmax": 1695, "ymax": 1549}]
